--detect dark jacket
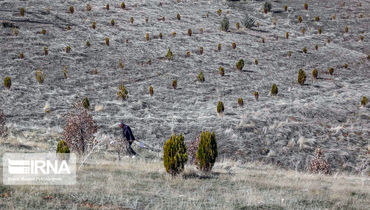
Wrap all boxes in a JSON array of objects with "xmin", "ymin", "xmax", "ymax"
[{"xmin": 121, "ymin": 124, "xmax": 135, "ymax": 143}]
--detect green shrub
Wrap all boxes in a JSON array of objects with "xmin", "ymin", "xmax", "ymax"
[
  {"xmin": 86, "ymin": 40, "xmax": 90, "ymax": 47},
  {"xmin": 298, "ymin": 16, "xmax": 302, "ymax": 23},
  {"xmin": 236, "ymin": 59, "xmax": 244, "ymax": 70},
  {"xmin": 66, "ymin": 45, "xmax": 71, "ymax": 53},
  {"xmin": 361, "ymin": 96, "xmax": 368, "ymax": 106},
  {"xmin": 86, "ymin": 4, "xmax": 92, "ymax": 11},
  {"xmin": 284, "ymin": 5, "xmax": 287, "ymax": 11},
  {"xmin": 106, "ymin": 4, "xmax": 109, "ymax": 10},
  {"xmin": 220, "ymin": 16, "xmax": 229, "ymax": 31},
  {"xmin": 217, "ymin": 101, "xmax": 224, "ymax": 113},
  {"xmin": 35, "ymin": 69, "xmax": 46, "ymax": 84},
  {"xmin": 344, "ymin": 63, "xmax": 348, "ymax": 69},
  {"xmin": 329, "ymin": 67, "xmax": 334, "ymax": 75},
  {"xmin": 302, "ymin": 47, "xmax": 307, "ymax": 53},
  {"xmin": 82, "ymin": 97, "xmax": 90, "ymax": 109},
  {"xmin": 92, "ymin": 21, "xmax": 96, "ymax": 29},
  {"xmin": 163, "ymin": 133, "xmax": 188, "ymax": 176},
  {"xmin": 105, "ymin": 37, "xmax": 109, "ymax": 46},
  {"xmin": 19, "ymin": 52, "xmax": 24, "ymax": 59},
  {"xmin": 111, "ymin": 19, "xmax": 115, "ymax": 26},
  {"xmin": 232, "ymin": 42, "xmax": 236, "ymax": 49},
  {"xmin": 121, "ymin": 2, "xmax": 126, "ymax": 9},
  {"xmin": 238, "ymin": 98, "xmax": 243, "ymax": 106},
  {"xmin": 304, "ymin": 3, "xmax": 308, "ymax": 10},
  {"xmin": 199, "ymin": 46, "xmax": 203, "ymax": 54},
  {"xmin": 197, "ymin": 71, "xmax": 205, "ymax": 82},
  {"xmin": 4, "ymin": 77, "xmax": 11, "ymax": 89},
  {"xmin": 315, "ymin": 44, "xmax": 318, "ymax": 50},
  {"xmin": 196, "ymin": 131, "xmax": 218, "ymax": 172},
  {"xmin": 264, "ymin": 2, "xmax": 272, "ymax": 12},
  {"xmin": 56, "ymin": 140, "xmax": 70, "ymax": 153},
  {"xmin": 312, "ymin": 68, "xmax": 318, "ymax": 79},
  {"xmin": 130, "ymin": 17, "xmax": 134, "ymax": 24},
  {"xmin": 117, "ymin": 83, "xmax": 128, "ymax": 100},
  {"xmin": 166, "ymin": 49, "xmax": 174, "ymax": 60},
  {"xmin": 271, "ymin": 83, "xmax": 278, "ymax": 95},
  {"xmin": 43, "ymin": 46, "xmax": 48, "ymax": 55},
  {"xmin": 176, "ymin": 13, "xmax": 181, "ymax": 20},
  {"xmin": 218, "ymin": 43, "xmax": 221, "ymax": 51},
  {"xmin": 219, "ymin": 66, "xmax": 224, "ymax": 76},
  {"xmin": 315, "ymin": 16, "xmax": 320, "ymax": 21},
  {"xmin": 298, "ymin": 69, "xmax": 306, "ymax": 85}
]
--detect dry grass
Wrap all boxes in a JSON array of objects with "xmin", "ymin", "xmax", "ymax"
[{"xmin": 0, "ymin": 147, "xmax": 368, "ymax": 209}]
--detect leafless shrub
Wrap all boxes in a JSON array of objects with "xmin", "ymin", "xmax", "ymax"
[
  {"xmin": 309, "ymin": 147, "xmax": 330, "ymax": 174},
  {"xmin": 63, "ymin": 103, "xmax": 97, "ymax": 154},
  {"xmin": 187, "ymin": 136, "xmax": 200, "ymax": 164},
  {"xmin": 0, "ymin": 106, "xmax": 5, "ymax": 136}
]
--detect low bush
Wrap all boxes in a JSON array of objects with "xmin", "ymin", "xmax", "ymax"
[
  {"xmin": 197, "ymin": 71, "xmax": 205, "ymax": 82},
  {"xmin": 344, "ymin": 26, "xmax": 348, "ymax": 33},
  {"xmin": 309, "ymin": 147, "xmax": 330, "ymax": 174},
  {"xmin": 159, "ymin": 32, "xmax": 163, "ymax": 39},
  {"xmin": 121, "ymin": 2, "xmax": 125, "ymax": 9},
  {"xmin": 217, "ymin": 9, "xmax": 222, "ymax": 16},
  {"xmin": 236, "ymin": 22, "xmax": 240, "ymax": 29},
  {"xmin": 255, "ymin": 59, "xmax": 258, "ymax": 65},
  {"xmin": 360, "ymin": 35, "xmax": 364, "ymax": 41},
  {"xmin": 343, "ymin": 63, "xmax": 348, "ymax": 69},
  {"xmin": 271, "ymin": 83, "xmax": 278, "ymax": 95},
  {"xmin": 35, "ymin": 69, "xmax": 46, "ymax": 84},
  {"xmin": 66, "ymin": 46, "xmax": 71, "ymax": 53},
  {"xmin": 196, "ymin": 131, "xmax": 218, "ymax": 172},
  {"xmin": 82, "ymin": 97, "xmax": 90, "ymax": 109},
  {"xmin": 145, "ymin": 17, "xmax": 149, "ymax": 23},
  {"xmin": 286, "ymin": 32, "xmax": 289, "ymax": 39},
  {"xmin": 261, "ymin": 37, "xmax": 265, "ymax": 43},
  {"xmin": 106, "ymin": 4, "xmax": 109, "ymax": 10},
  {"xmin": 149, "ymin": 86, "xmax": 153, "ymax": 96},
  {"xmin": 41, "ymin": 29, "xmax": 46, "ymax": 35},
  {"xmin": 146, "ymin": 33, "xmax": 149, "ymax": 41},
  {"xmin": 284, "ymin": 5, "xmax": 287, "ymax": 11},
  {"xmin": 332, "ymin": 15, "xmax": 336, "ymax": 20},
  {"xmin": 92, "ymin": 21, "xmax": 96, "ymax": 29},
  {"xmin": 86, "ymin": 40, "xmax": 90, "ymax": 47},
  {"xmin": 43, "ymin": 46, "xmax": 48, "ymax": 55},
  {"xmin": 301, "ymin": 28, "xmax": 306, "ymax": 35},
  {"xmin": 219, "ymin": 66, "xmax": 224, "ymax": 76},
  {"xmin": 238, "ymin": 98, "xmax": 243, "ymax": 106},
  {"xmin": 186, "ymin": 51, "xmax": 190, "ymax": 57},
  {"xmin": 63, "ymin": 66, "xmax": 67, "ymax": 79},
  {"xmin": 19, "ymin": 53, "xmax": 24, "ymax": 59},
  {"xmin": 327, "ymin": 38, "xmax": 331, "ymax": 43},
  {"xmin": 172, "ymin": 80, "xmax": 177, "ymax": 89},
  {"xmin": 315, "ymin": 44, "xmax": 318, "ymax": 50},
  {"xmin": 304, "ymin": 3, "xmax": 308, "ymax": 10},
  {"xmin": 86, "ymin": 4, "xmax": 92, "ymax": 11},
  {"xmin": 200, "ymin": 28, "xmax": 203, "ymax": 33},
  {"xmin": 130, "ymin": 17, "xmax": 134, "ymax": 24},
  {"xmin": 315, "ymin": 16, "xmax": 319, "ymax": 21},
  {"xmin": 199, "ymin": 46, "xmax": 203, "ymax": 55},
  {"xmin": 288, "ymin": 51, "xmax": 292, "ymax": 57},
  {"xmin": 361, "ymin": 96, "xmax": 368, "ymax": 106},
  {"xmin": 264, "ymin": 2, "xmax": 272, "ymax": 13},
  {"xmin": 119, "ymin": 59, "xmax": 124, "ymax": 69},
  {"xmin": 163, "ymin": 133, "xmax": 188, "ymax": 176},
  {"xmin": 63, "ymin": 103, "xmax": 97, "ymax": 154},
  {"xmin": 236, "ymin": 59, "xmax": 244, "ymax": 70},
  {"xmin": 218, "ymin": 43, "xmax": 221, "ymax": 51},
  {"xmin": 56, "ymin": 140, "xmax": 70, "ymax": 153},
  {"xmin": 312, "ymin": 68, "xmax": 318, "ymax": 79},
  {"xmin": 298, "ymin": 16, "xmax": 302, "ymax": 23},
  {"xmin": 176, "ymin": 13, "xmax": 181, "ymax": 20},
  {"xmin": 4, "ymin": 77, "xmax": 11, "ymax": 89},
  {"xmin": 217, "ymin": 101, "xmax": 224, "ymax": 114},
  {"xmin": 221, "ymin": 16, "xmax": 229, "ymax": 31},
  {"xmin": 242, "ymin": 14, "xmax": 255, "ymax": 28},
  {"xmin": 318, "ymin": 27, "xmax": 322, "ymax": 34},
  {"xmin": 67, "ymin": 25, "xmax": 71, "ymax": 30},
  {"xmin": 117, "ymin": 83, "xmax": 128, "ymax": 100},
  {"xmin": 298, "ymin": 69, "xmax": 306, "ymax": 85},
  {"xmin": 302, "ymin": 47, "xmax": 307, "ymax": 53},
  {"xmin": 188, "ymin": 29, "xmax": 192, "ymax": 36},
  {"xmin": 105, "ymin": 37, "xmax": 109, "ymax": 46},
  {"xmin": 111, "ymin": 19, "xmax": 115, "ymax": 26}
]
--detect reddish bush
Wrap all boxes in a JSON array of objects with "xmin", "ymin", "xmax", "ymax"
[
  {"xmin": 309, "ymin": 147, "xmax": 330, "ymax": 174},
  {"xmin": 63, "ymin": 103, "xmax": 97, "ymax": 154},
  {"xmin": 187, "ymin": 136, "xmax": 200, "ymax": 163}
]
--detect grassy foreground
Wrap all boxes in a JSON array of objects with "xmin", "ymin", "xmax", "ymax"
[{"xmin": 0, "ymin": 155, "xmax": 369, "ymax": 209}]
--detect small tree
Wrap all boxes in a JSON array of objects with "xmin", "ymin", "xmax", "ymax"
[
  {"xmin": 298, "ymin": 69, "xmax": 306, "ymax": 85},
  {"xmin": 196, "ymin": 131, "xmax": 218, "ymax": 172},
  {"xmin": 163, "ymin": 133, "xmax": 188, "ymax": 176},
  {"xmin": 197, "ymin": 71, "xmax": 205, "ymax": 82},
  {"xmin": 271, "ymin": 83, "xmax": 278, "ymax": 95},
  {"xmin": 82, "ymin": 97, "xmax": 90, "ymax": 109},
  {"xmin": 217, "ymin": 101, "xmax": 224, "ymax": 114},
  {"xmin": 220, "ymin": 16, "xmax": 229, "ymax": 31},
  {"xmin": 4, "ymin": 77, "xmax": 11, "ymax": 89},
  {"xmin": 166, "ymin": 49, "xmax": 174, "ymax": 60},
  {"xmin": 236, "ymin": 59, "xmax": 244, "ymax": 70},
  {"xmin": 312, "ymin": 68, "xmax": 318, "ymax": 79},
  {"xmin": 63, "ymin": 103, "xmax": 97, "ymax": 154},
  {"xmin": 361, "ymin": 96, "xmax": 368, "ymax": 106},
  {"xmin": 117, "ymin": 83, "xmax": 128, "ymax": 100}
]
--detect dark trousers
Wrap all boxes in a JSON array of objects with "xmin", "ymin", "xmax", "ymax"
[{"xmin": 125, "ymin": 140, "xmax": 137, "ymax": 156}]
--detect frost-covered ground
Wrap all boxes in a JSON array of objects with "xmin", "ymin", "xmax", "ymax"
[{"xmin": 0, "ymin": 0, "xmax": 369, "ymax": 173}]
